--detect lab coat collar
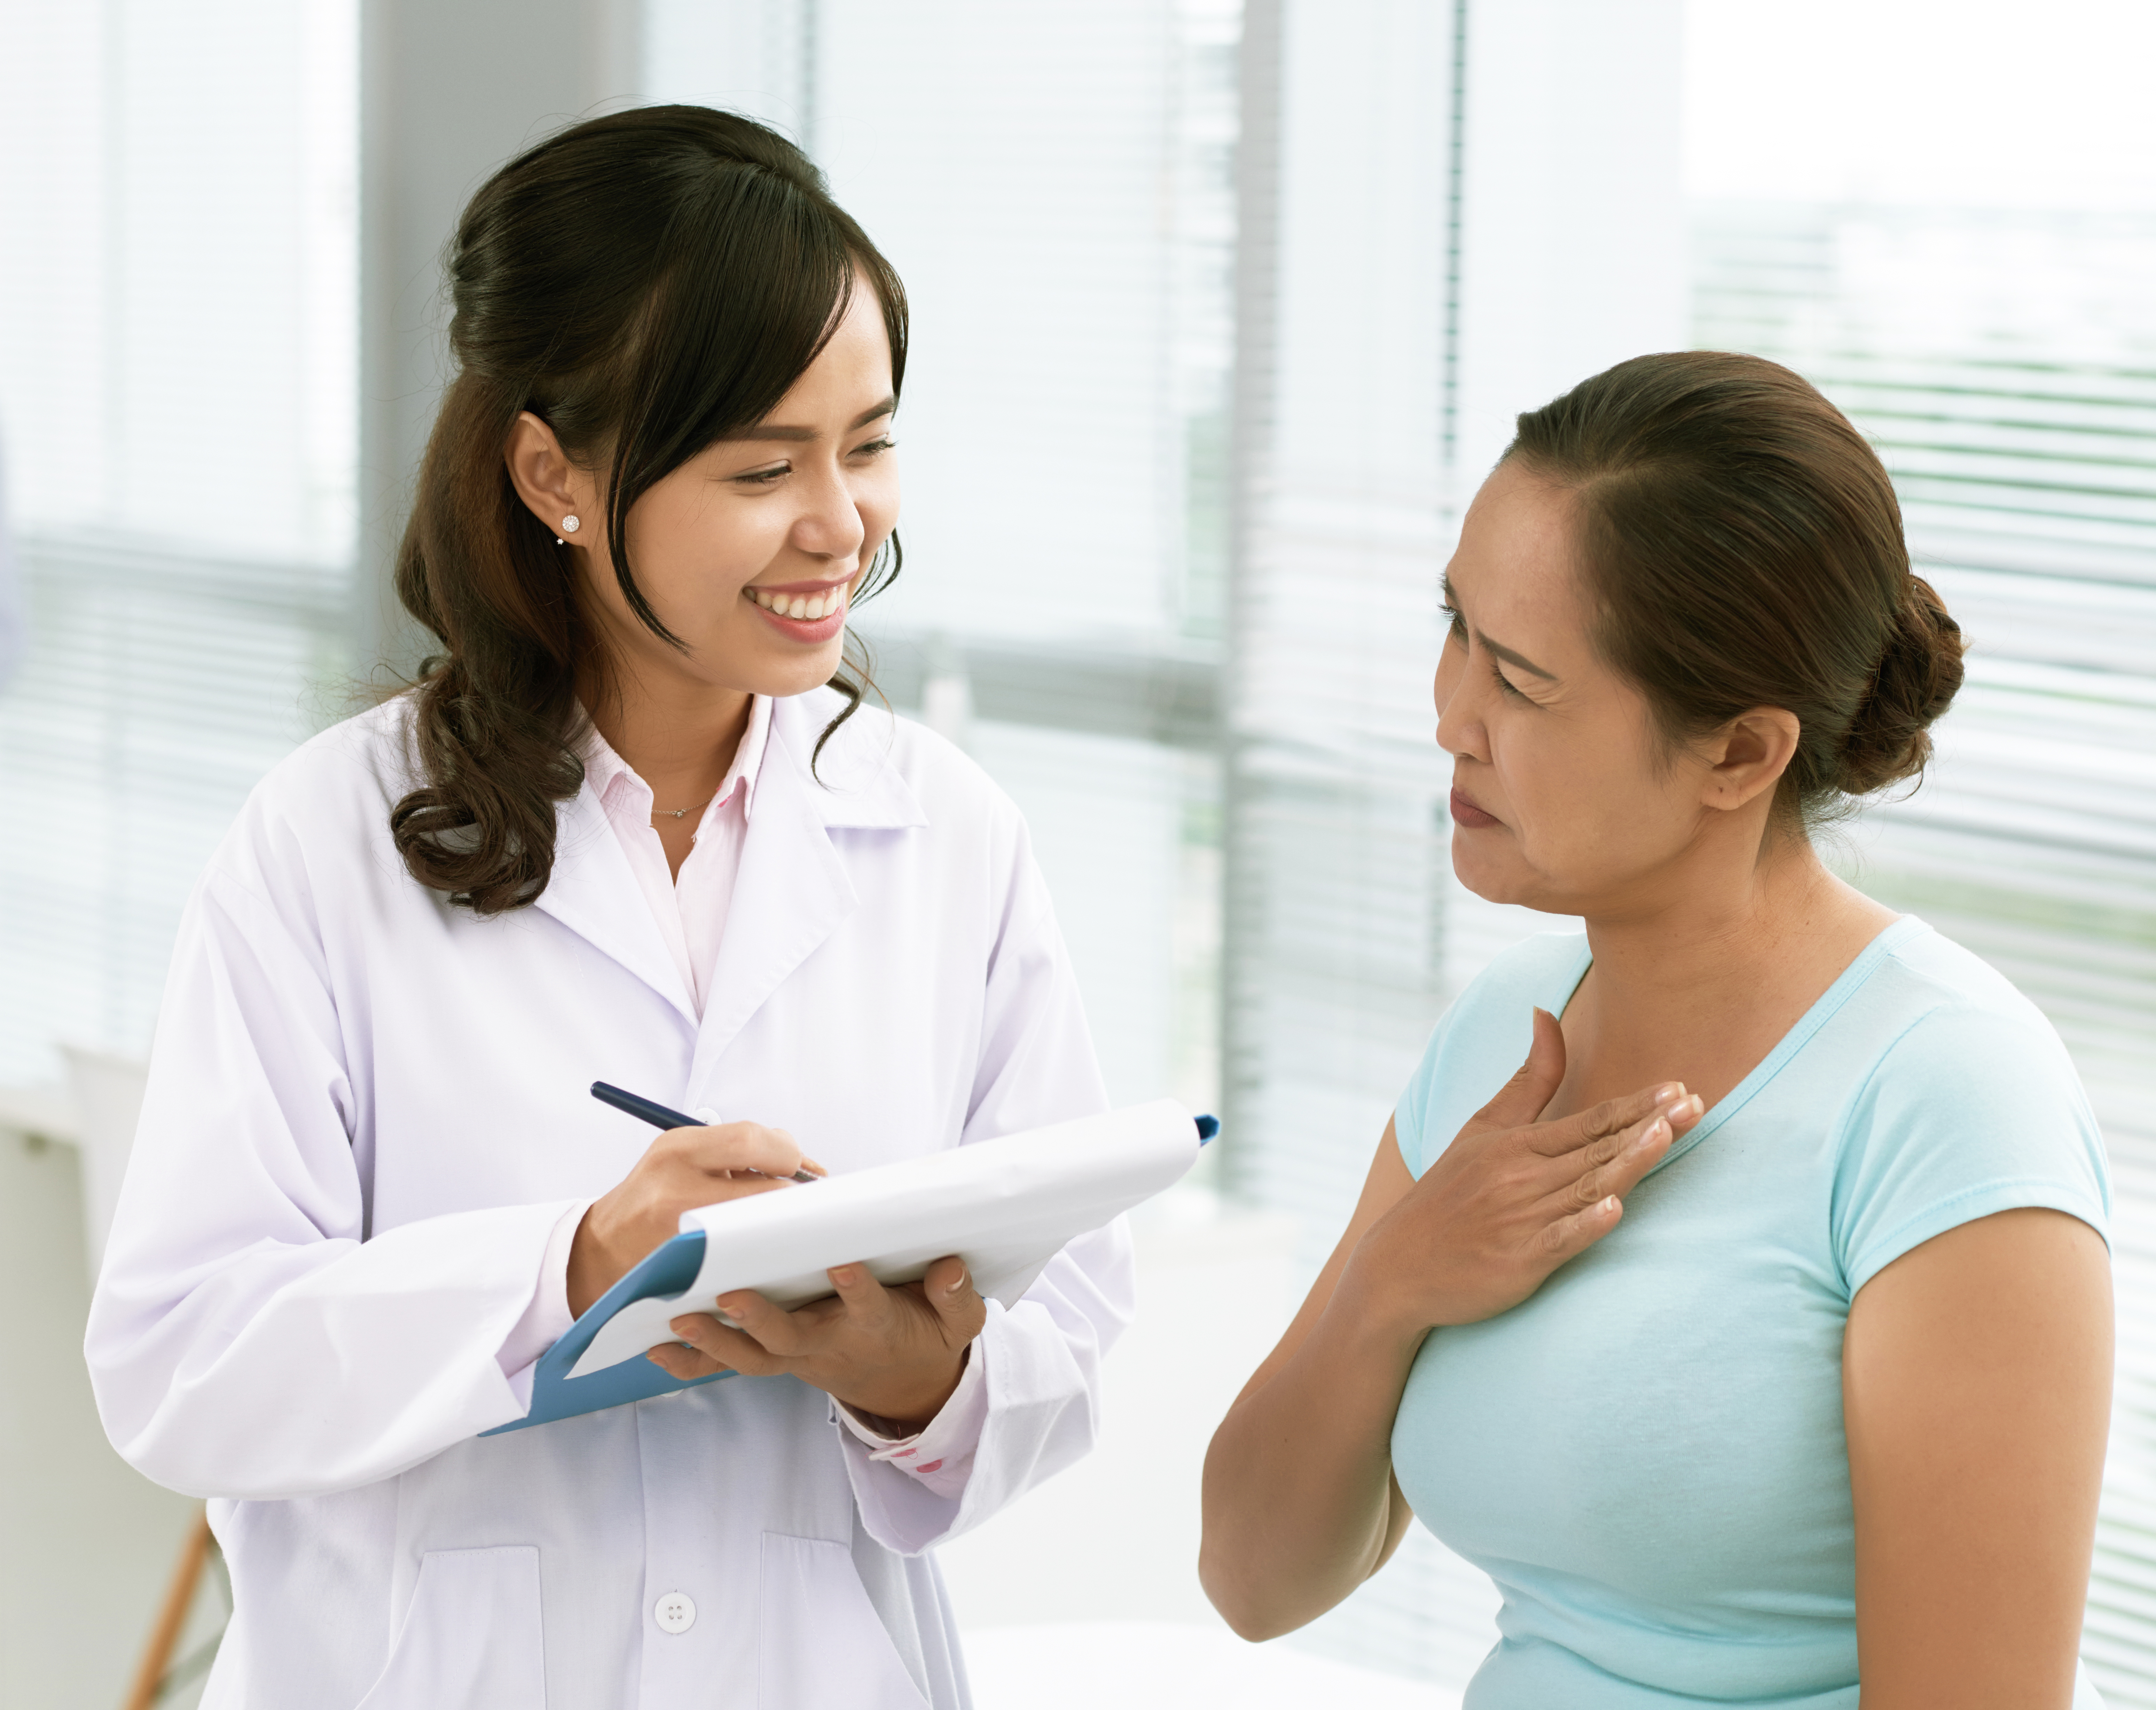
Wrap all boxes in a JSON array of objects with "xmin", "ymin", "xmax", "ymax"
[
  {"xmin": 687, "ymin": 694, "xmax": 927, "ymax": 1080},
  {"xmin": 533, "ymin": 780, "xmax": 703, "ymax": 1028},
  {"xmin": 531, "ymin": 693, "xmax": 927, "ymax": 1043},
  {"xmin": 777, "ymin": 693, "xmax": 929, "ymax": 833}
]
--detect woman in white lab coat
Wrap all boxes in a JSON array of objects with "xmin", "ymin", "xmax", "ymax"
[{"xmin": 85, "ymin": 107, "xmax": 1127, "ymax": 1710}]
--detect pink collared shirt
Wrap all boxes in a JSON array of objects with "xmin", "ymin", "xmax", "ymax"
[
  {"xmin": 496, "ymin": 699, "xmax": 985, "ymax": 1492},
  {"xmin": 579, "ymin": 696, "xmax": 770, "ymax": 1016}
]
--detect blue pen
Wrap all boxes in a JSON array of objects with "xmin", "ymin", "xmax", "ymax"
[
  {"xmin": 590, "ymin": 1081, "xmax": 821, "ymax": 1182},
  {"xmin": 595, "ymin": 1080, "xmax": 1217, "ymax": 1167}
]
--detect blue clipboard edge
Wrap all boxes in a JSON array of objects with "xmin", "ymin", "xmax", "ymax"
[
  {"xmin": 484, "ymin": 1228, "xmax": 731, "ymax": 1434},
  {"xmin": 485, "ymin": 1113, "xmax": 1218, "ymax": 1435}
]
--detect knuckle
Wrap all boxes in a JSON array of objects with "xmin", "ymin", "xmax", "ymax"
[{"xmin": 1569, "ymin": 1170, "xmax": 1602, "ymax": 1209}]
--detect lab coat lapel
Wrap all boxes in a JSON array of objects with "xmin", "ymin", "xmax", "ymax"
[
  {"xmin": 690, "ymin": 697, "xmax": 927, "ymax": 1081},
  {"xmin": 532, "ymin": 783, "xmax": 698, "ymax": 1026}
]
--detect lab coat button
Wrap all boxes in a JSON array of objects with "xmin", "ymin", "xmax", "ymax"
[
  {"xmin": 692, "ymin": 1107, "xmax": 719, "ymax": 1125},
  {"xmin": 654, "ymin": 1591, "xmax": 696, "ymax": 1634}
]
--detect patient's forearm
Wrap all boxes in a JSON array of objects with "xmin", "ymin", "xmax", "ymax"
[{"xmin": 1200, "ymin": 1265, "xmax": 1426, "ymax": 1638}]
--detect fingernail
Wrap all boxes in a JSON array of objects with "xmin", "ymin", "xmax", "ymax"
[
  {"xmin": 1602, "ymin": 1196, "xmax": 1620, "ymax": 1214},
  {"xmin": 1634, "ymin": 1116, "xmax": 1667, "ymax": 1150},
  {"xmin": 945, "ymin": 1267, "xmax": 968, "ymax": 1295}
]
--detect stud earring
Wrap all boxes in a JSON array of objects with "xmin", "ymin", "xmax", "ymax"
[{"xmin": 560, "ymin": 515, "xmax": 580, "ymax": 534}]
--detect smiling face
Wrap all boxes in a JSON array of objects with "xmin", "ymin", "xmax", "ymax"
[
  {"xmin": 1436, "ymin": 461, "xmax": 1754, "ymax": 918},
  {"xmin": 517, "ymin": 274, "xmax": 900, "ymax": 707}
]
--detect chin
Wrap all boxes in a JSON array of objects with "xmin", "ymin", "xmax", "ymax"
[
  {"xmin": 1450, "ymin": 833, "xmax": 1549, "ymax": 911},
  {"xmin": 756, "ymin": 646, "xmax": 851, "ymax": 700}
]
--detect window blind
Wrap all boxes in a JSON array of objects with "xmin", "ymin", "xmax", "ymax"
[
  {"xmin": 0, "ymin": 0, "xmax": 357, "ymax": 1084},
  {"xmin": 0, "ymin": 535, "xmax": 345, "ymax": 1084}
]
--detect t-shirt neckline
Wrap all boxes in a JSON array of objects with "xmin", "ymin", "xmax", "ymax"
[{"xmin": 1549, "ymin": 914, "xmax": 1930, "ymax": 1175}]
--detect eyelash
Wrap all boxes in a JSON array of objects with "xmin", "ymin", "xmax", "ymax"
[
  {"xmin": 1440, "ymin": 603, "xmax": 1531, "ymax": 702},
  {"xmin": 732, "ymin": 437, "xmax": 897, "ymax": 488}
]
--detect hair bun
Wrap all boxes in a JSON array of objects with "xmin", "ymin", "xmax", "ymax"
[{"xmin": 1837, "ymin": 573, "xmax": 1966, "ymax": 797}]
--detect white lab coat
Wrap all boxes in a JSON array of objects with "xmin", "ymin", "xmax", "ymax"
[{"xmin": 85, "ymin": 687, "xmax": 1131, "ymax": 1710}]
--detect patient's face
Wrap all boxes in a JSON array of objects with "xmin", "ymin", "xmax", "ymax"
[{"xmin": 1434, "ymin": 461, "xmax": 1716, "ymax": 916}]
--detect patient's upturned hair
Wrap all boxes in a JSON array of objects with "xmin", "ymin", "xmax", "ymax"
[
  {"xmin": 1505, "ymin": 351, "xmax": 1964, "ymax": 825},
  {"xmin": 389, "ymin": 106, "xmax": 907, "ymax": 914}
]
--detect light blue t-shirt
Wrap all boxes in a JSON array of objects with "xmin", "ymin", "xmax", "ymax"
[{"xmin": 1391, "ymin": 917, "xmax": 2110, "ymax": 1709}]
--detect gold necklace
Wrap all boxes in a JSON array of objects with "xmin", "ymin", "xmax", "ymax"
[{"xmin": 652, "ymin": 795, "xmax": 716, "ymax": 822}]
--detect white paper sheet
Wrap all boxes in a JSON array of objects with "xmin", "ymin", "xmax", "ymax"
[{"xmin": 570, "ymin": 1098, "xmax": 1200, "ymax": 1378}]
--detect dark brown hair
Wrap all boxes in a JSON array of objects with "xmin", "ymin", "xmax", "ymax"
[
  {"xmin": 389, "ymin": 106, "xmax": 907, "ymax": 914},
  {"xmin": 1505, "ymin": 351, "xmax": 1964, "ymax": 824}
]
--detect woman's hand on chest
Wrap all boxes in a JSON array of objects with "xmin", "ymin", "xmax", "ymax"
[
  {"xmin": 1341, "ymin": 1006, "xmax": 1703, "ymax": 1336},
  {"xmin": 650, "ymin": 1254, "xmax": 986, "ymax": 1428}
]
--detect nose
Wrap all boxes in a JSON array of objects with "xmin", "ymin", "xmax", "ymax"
[
  {"xmin": 789, "ymin": 459, "xmax": 867, "ymax": 567},
  {"xmin": 1434, "ymin": 638, "xmax": 1485, "ymax": 762}
]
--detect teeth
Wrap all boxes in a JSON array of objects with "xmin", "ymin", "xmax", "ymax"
[{"xmin": 748, "ymin": 585, "xmax": 849, "ymax": 620}]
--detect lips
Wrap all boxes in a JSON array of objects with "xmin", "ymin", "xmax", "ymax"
[
  {"xmin": 1449, "ymin": 787, "xmax": 1501, "ymax": 829},
  {"xmin": 743, "ymin": 573, "xmax": 856, "ymax": 643}
]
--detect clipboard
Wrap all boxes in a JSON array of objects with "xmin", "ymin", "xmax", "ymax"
[{"xmin": 487, "ymin": 1098, "xmax": 1206, "ymax": 1435}]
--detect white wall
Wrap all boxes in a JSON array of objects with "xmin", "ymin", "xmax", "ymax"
[
  {"xmin": 0, "ymin": 0, "xmax": 356, "ymax": 562},
  {"xmin": 1452, "ymin": 0, "xmax": 1687, "ymax": 496}
]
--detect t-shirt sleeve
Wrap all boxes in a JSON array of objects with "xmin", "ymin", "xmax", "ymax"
[
  {"xmin": 1393, "ymin": 1002, "xmax": 1460, "ymax": 1179},
  {"xmin": 1832, "ymin": 1000, "xmax": 2111, "ymax": 1298}
]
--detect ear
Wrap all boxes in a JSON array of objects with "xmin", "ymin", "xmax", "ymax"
[
  {"xmin": 504, "ymin": 411, "xmax": 599, "ymax": 542},
  {"xmin": 1698, "ymin": 706, "xmax": 1801, "ymax": 814}
]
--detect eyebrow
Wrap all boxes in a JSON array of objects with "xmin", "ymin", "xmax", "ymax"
[
  {"xmin": 1442, "ymin": 576, "xmax": 1559, "ymax": 681},
  {"xmin": 723, "ymin": 397, "xmax": 897, "ymax": 443},
  {"xmin": 1484, "ymin": 635, "xmax": 1558, "ymax": 682}
]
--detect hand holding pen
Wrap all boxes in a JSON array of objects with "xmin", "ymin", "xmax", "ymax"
[
  {"xmin": 591, "ymin": 1082, "xmax": 821, "ymax": 1182},
  {"xmin": 569, "ymin": 1083, "xmax": 828, "ymax": 1316}
]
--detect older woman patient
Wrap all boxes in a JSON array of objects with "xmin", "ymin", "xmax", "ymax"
[{"xmin": 1201, "ymin": 352, "xmax": 2112, "ymax": 1709}]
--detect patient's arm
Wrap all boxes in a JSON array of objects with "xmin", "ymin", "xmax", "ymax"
[
  {"xmin": 1846, "ymin": 1207, "xmax": 2111, "ymax": 1710},
  {"xmin": 1199, "ymin": 1120, "xmax": 1422, "ymax": 1639},
  {"xmin": 1200, "ymin": 1012, "xmax": 1696, "ymax": 1639}
]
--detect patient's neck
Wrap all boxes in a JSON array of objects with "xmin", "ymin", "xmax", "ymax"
[{"xmin": 1549, "ymin": 832, "xmax": 1898, "ymax": 1123}]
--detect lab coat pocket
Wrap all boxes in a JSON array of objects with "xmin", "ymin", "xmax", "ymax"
[
  {"xmin": 759, "ymin": 1532, "xmax": 929, "ymax": 1709},
  {"xmin": 354, "ymin": 1545, "xmax": 546, "ymax": 1710}
]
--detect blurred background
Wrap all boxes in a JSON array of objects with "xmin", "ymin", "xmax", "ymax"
[{"xmin": 1, "ymin": 1, "xmax": 2153, "ymax": 1705}]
